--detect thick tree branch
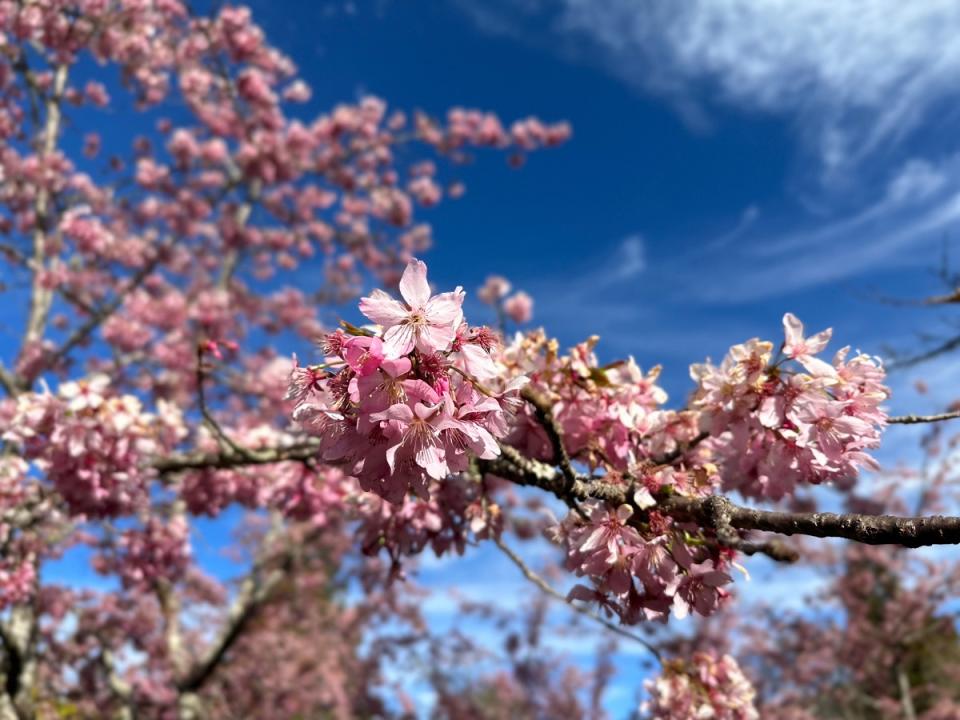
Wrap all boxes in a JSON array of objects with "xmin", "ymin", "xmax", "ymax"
[
  {"xmin": 177, "ymin": 520, "xmax": 297, "ymax": 694},
  {"xmin": 660, "ymin": 495, "xmax": 960, "ymax": 548},
  {"xmin": 21, "ymin": 63, "xmax": 68, "ymax": 364},
  {"xmin": 152, "ymin": 441, "xmax": 321, "ymax": 475},
  {"xmin": 481, "ymin": 449, "xmax": 960, "ymax": 550}
]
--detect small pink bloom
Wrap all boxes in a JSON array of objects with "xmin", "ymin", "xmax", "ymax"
[
  {"xmin": 783, "ymin": 312, "xmax": 835, "ymax": 376},
  {"xmin": 343, "ymin": 336, "xmax": 384, "ymax": 377},
  {"xmin": 503, "ymin": 291, "xmax": 533, "ymax": 324},
  {"xmin": 358, "ymin": 259, "xmax": 464, "ymax": 359}
]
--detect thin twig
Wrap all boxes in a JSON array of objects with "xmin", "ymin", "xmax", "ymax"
[
  {"xmin": 493, "ymin": 535, "xmax": 662, "ymax": 662},
  {"xmin": 888, "ymin": 410, "xmax": 960, "ymax": 424}
]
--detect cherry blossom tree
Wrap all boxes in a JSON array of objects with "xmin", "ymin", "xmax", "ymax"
[{"xmin": 1, "ymin": 2, "xmax": 960, "ymax": 719}]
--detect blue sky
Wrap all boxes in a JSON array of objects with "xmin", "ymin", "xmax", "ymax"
[{"xmin": 13, "ymin": 1, "xmax": 960, "ymax": 716}]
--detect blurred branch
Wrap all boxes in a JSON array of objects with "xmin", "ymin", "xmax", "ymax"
[
  {"xmin": 493, "ymin": 535, "xmax": 662, "ymax": 662},
  {"xmin": 888, "ymin": 409, "xmax": 960, "ymax": 424}
]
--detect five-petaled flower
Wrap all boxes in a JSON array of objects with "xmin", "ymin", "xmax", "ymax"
[{"xmin": 359, "ymin": 259, "xmax": 464, "ymax": 359}]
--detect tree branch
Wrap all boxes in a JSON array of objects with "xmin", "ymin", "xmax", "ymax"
[
  {"xmin": 21, "ymin": 62, "xmax": 68, "ymax": 360},
  {"xmin": 520, "ymin": 386, "xmax": 580, "ymax": 490},
  {"xmin": 481, "ymin": 450, "xmax": 960, "ymax": 550},
  {"xmin": 661, "ymin": 495, "xmax": 960, "ymax": 548},
  {"xmin": 152, "ymin": 441, "xmax": 321, "ymax": 475},
  {"xmin": 177, "ymin": 520, "xmax": 296, "ymax": 694},
  {"xmin": 493, "ymin": 535, "xmax": 661, "ymax": 661},
  {"xmin": 887, "ymin": 409, "xmax": 960, "ymax": 424}
]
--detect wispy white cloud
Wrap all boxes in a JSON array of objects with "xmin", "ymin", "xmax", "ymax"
[
  {"xmin": 611, "ymin": 233, "xmax": 647, "ymax": 280},
  {"xmin": 562, "ymin": 0, "xmax": 960, "ymax": 174},
  {"xmin": 529, "ymin": 233, "xmax": 648, "ymax": 320},
  {"xmin": 702, "ymin": 205, "xmax": 760, "ymax": 252},
  {"xmin": 662, "ymin": 155, "xmax": 960, "ymax": 303},
  {"xmin": 460, "ymin": 0, "xmax": 960, "ymax": 176}
]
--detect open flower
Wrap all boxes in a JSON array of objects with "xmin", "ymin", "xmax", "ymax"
[
  {"xmin": 782, "ymin": 312, "xmax": 835, "ymax": 377},
  {"xmin": 359, "ymin": 259, "xmax": 464, "ymax": 358}
]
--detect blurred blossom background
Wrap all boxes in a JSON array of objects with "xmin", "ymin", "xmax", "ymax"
[
  {"xmin": 6, "ymin": 0, "xmax": 960, "ymax": 715},
  {"xmin": 221, "ymin": 2, "xmax": 960, "ymax": 713}
]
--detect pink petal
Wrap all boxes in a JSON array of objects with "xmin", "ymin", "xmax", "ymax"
[
  {"xmin": 382, "ymin": 323, "xmax": 415, "ymax": 359},
  {"xmin": 804, "ymin": 327, "xmax": 832, "ymax": 355},
  {"xmin": 370, "ymin": 403, "xmax": 414, "ymax": 423},
  {"xmin": 633, "ymin": 487, "xmax": 656, "ymax": 509},
  {"xmin": 416, "ymin": 442, "xmax": 447, "ymax": 479},
  {"xmin": 424, "ymin": 289, "xmax": 464, "ymax": 326},
  {"xmin": 459, "ymin": 343, "xmax": 498, "ymax": 380},
  {"xmin": 414, "ymin": 402, "xmax": 441, "ymax": 421},
  {"xmin": 381, "ymin": 356, "xmax": 412, "ymax": 378},
  {"xmin": 782, "ymin": 312, "xmax": 804, "ymax": 354},
  {"xmin": 403, "ymin": 379, "xmax": 441, "ymax": 405},
  {"xmin": 359, "ymin": 289, "xmax": 408, "ymax": 327},
  {"xmin": 798, "ymin": 355, "xmax": 838, "ymax": 379},
  {"xmin": 399, "ymin": 259, "xmax": 431, "ymax": 308},
  {"xmin": 416, "ymin": 322, "xmax": 457, "ymax": 355}
]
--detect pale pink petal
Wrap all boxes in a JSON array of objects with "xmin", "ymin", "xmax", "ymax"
[
  {"xmin": 398, "ymin": 259, "xmax": 431, "ymax": 308},
  {"xmin": 633, "ymin": 487, "xmax": 656, "ymax": 509},
  {"xmin": 416, "ymin": 322, "xmax": 457, "ymax": 355},
  {"xmin": 359, "ymin": 289, "xmax": 409, "ymax": 327},
  {"xmin": 385, "ymin": 442, "xmax": 401, "ymax": 474},
  {"xmin": 468, "ymin": 425, "xmax": 500, "ymax": 459},
  {"xmin": 416, "ymin": 442, "xmax": 447, "ymax": 479},
  {"xmin": 403, "ymin": 379, "xmax": 441, "ymax": 405},
  {"xmin": 805, "ymin": 327, "xmax": 833, "ymax": 355},
  {"xmin": 782, "ymin": 312, "xmax": 804, "ymax": 355},
  {"xmin": 382, "ymin": 323, "xmax": 415, "ymax": 359},
  {"xmin": 758, "ymin": 395, "xmax": 784, "ymax": 428},
  {"xmin": 414, "ymin": 402, "xmax": 441, "ymax": 421},
  {"xmin": 370, "ymin": 403, "xmax": 414, "ymax": 423},
  {"xmin": 424, "ymin": 289, "xmax": 464, "ymax": 326},
  {"xmin": 381, "ymin": 357, "xmax": 412, "ymax": 377},
  {"xmin": 579, "ymin": 526, "xmax": 608, "ymax": 552},
  {"xmin": 798, "ymin": 355, "xmax": 839, "ymax": 379},
  {"xmin": 459, "ymin": 343, "xmax": 498, "ymax": 380}
]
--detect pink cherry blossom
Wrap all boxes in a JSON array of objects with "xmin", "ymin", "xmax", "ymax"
[
  {"xmin": 503, "ymin": 290, "xmax": 533, "ymax": 324},
  {"xmin": 359, "ymin": 259, "xmax": 465, "ymax": 358},
  {"xmin": 642, "ymin": 652, "xmax": 759, "ymax": 720}
]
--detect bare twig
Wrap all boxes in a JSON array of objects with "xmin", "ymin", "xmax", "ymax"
[
  {"xmin": 493, "ymin": 535, "xmax": 662, "ymax": 662},
  {"xmin": 887, "ymin": 333, "xmax": 960, "ymax": 370},
  {"xmin": 888, "ymin": 409, "xmax": 960, "ymax": 424}
]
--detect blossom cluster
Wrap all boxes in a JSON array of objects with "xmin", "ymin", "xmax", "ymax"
[
  {"xmin": 94, "ymin": 517, "xmax": 192, "ymax": 590},
  {"xmin": 642, "ymin": 652, "xmax": 759, "ymax": 720},
  {"xmin": 478, "ymin": 274, "xmax": 534, "ymax": 324},
  {"xmin": 690, "ymin": 314, "xmax": 889, "ymax": 499},
  {"xmin": 2, "ymin": 375, "xmax": 184, "ymax": 517},
  {"xmin": 555, "ymin": 501, "xmax": 734, "ymax": 624},
  {"xmin": 289, "ymin": 259, "xmax": 520, "ymax": 504},
  {"xmin": 499, "ymin": 330, "xmax": 700, "ymax": 474},
  {"xmin": 0, "ymin": 559, "xmax": 35, "ymax": 611}
]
